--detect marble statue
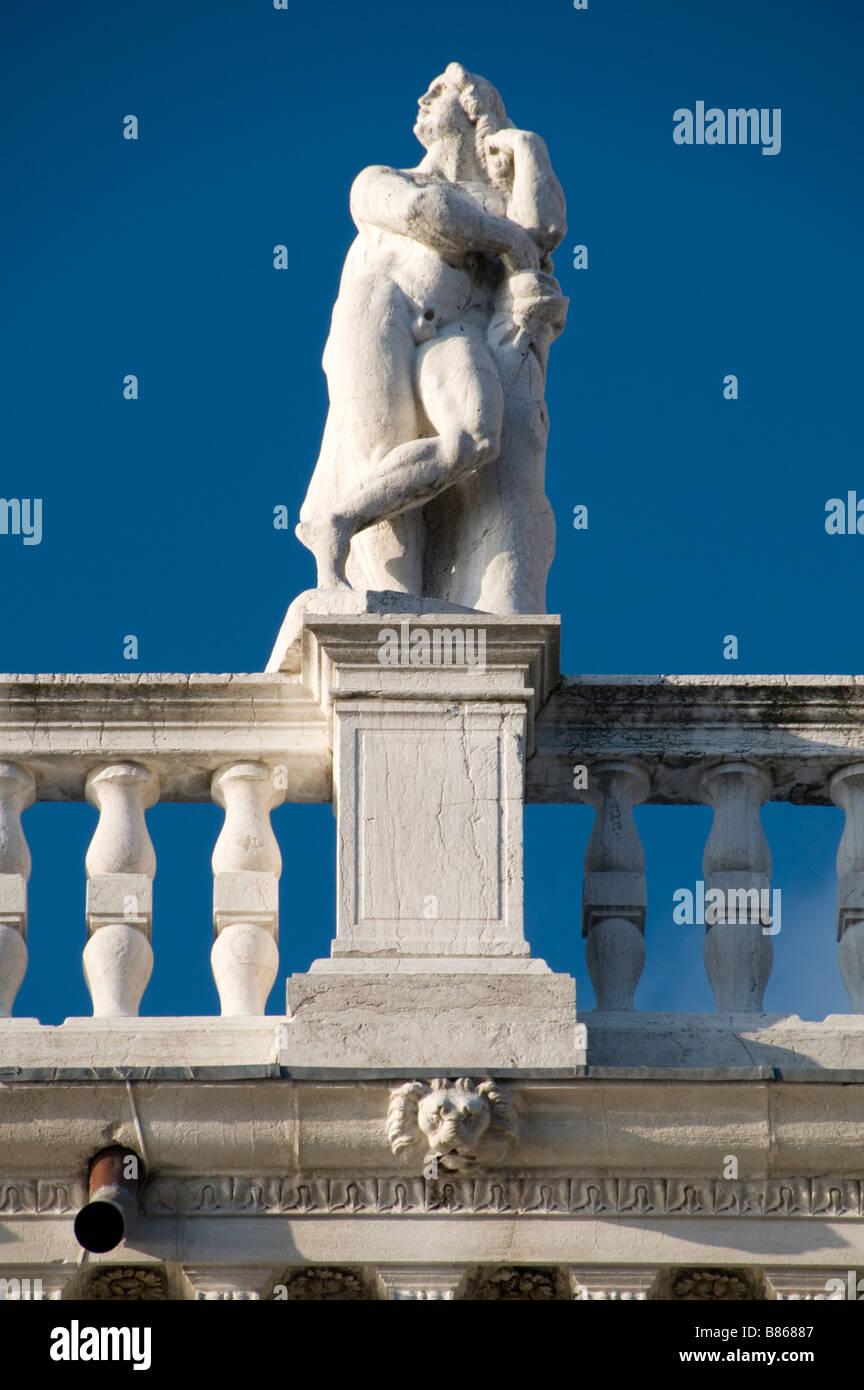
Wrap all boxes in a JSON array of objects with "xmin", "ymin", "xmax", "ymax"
[{"xmin": 296, "ymin": 62, "xmax": 567, "ymax": 616}]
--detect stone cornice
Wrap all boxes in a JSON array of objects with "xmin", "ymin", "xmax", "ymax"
[{"xmin": 2, "ymin": 1073, "xmax": 864, "ymax": 1176}]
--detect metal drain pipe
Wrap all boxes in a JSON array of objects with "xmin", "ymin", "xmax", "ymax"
[{"xmin": 73, "ymin": 1146, "xmax": 143, "ymax": 1254}]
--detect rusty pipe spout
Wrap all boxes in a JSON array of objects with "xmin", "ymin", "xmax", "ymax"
[{"xmin": 73, "ymin": 1146, "xmax": 142, "ymax": 1254}]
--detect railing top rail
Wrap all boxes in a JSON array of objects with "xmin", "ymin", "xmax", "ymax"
[
  {"xmin": 3, "ymin": 671, "xmax": 864, "ymax": 805},
  {"xmin": 561, "ymin": 674, "xmax": 864, "ymax": 687},
  {"xmin": 533, "ymin": 676, "xmax": 864, "ymax": 805},
  {"xmin": 0, "ymin": 673, "xmax": 330, "ymax": 802}
]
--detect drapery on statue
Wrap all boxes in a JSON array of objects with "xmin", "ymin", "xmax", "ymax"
[{"xmin": 297, "ymin": 62, "xmax": 567, "ymax": 616}]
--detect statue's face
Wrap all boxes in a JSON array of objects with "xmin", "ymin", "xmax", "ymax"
[{"xmin": 414, "ymin": 75, "xmax": 472, "ymax": 150}]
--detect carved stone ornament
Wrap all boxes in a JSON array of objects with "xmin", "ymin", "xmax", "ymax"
[
  {"xmin": 84, "ymin": 1267, "xmax": 168, "ymax": 1302},
  {"xmin": 669, "ymin": 1268, "xmax": 765, "ymax": 1302},
  {"xmin": 7, "ymin": 1173, "xmax": 859, "ymax": 1220},
  {"xmin": 275, "ymin": 1268, "xmax": 371, "ymax": 1301},
  {"xmin": 387, "ymin": 1077, "xmax": 519, "ymax": 1171},
  {"xmin": 469, "ymin": 1266, "xmax": 567, "ymax": 1301}
]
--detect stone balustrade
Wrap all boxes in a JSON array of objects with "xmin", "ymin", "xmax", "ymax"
[
  {"xmin": 0, "ymin": 670, "xmax": 325, "ymax": 1025},
  {"xmin": 533, "ymin": 673, "xmax": 864, "ymax": 1030},
  {"xmin": 1, "ymin": 650, "xmax": 864, "ymax": 1046},
  {"xmin": 0, "ymin": 752, "xmax": 285, "ymax": 1021}
]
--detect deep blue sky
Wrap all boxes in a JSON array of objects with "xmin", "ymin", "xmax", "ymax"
[{"xmin": 2, "ymin": 0, "xmax": 861, "ymax": 1023}]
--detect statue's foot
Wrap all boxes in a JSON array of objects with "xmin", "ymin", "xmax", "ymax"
[{"xmin": 295, "ymin": 515, "xmax": 352, "ymax": 589}]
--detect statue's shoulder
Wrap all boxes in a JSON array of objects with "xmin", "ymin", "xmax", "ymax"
[
  {"xmin": 350, "ymin": 165, "xmax": 424, "ymax": 222},
  {"xmin": 351, "ymin": 164, "xmax": 421, "ymax": 190}
]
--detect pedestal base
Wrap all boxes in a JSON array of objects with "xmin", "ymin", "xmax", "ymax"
[
  {"xmin": 281, "ymin": 962, "xmax": 584, "ymax": 1072},
  {"xmin": 266, "ymin": 588, "xmax": 485, "ymax": 674}
]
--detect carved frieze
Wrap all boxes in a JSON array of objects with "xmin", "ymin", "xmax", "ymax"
[{"xmin": 3, "ymin": 1174, "xmax": 862, "ymax": 1220}]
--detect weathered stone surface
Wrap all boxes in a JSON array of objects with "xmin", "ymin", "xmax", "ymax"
[
  {"xmin": 529, "ymin": 674, "xmax": 864, "ymax": 803},
  {"xmin": 5, "ymin": 672, "xmax": 864, "ymax": 806},
  {"xmin": 0, "ymin": 1072, "xmax": 860, "ymax": 1179},
  {"xmin": 0, "ymin": 1017, "xmax": 280, "ymax": 1069},
  {"xmin": 0, "ymin": 674, "xmax": 330, "ymax": 803},
  {"xmin": 275, "ymin": 613, "xmax": 582, "ymax": 1067},
  {"xmin": 582, "ymin": 1011, "xmax": 864, "ymax": 1069},
  {"xmin": 282, "ymin": 972, "xmax": 584, "ymax": 1069}
]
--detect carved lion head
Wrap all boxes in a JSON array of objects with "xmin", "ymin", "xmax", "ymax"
[{"xmin": 387, "ymin": 1077, "xmax": 518, "ymax": 1172}]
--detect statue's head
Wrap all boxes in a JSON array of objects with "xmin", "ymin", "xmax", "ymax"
[{"xmin": 415, "ymin": 63, "xmax": 510, "ymax": 182}]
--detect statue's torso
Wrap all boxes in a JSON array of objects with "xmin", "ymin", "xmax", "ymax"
[{"xmin": 339, "ymin": 171, "xmax": 509, "ymax": 330}]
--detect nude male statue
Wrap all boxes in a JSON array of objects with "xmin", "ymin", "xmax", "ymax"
[{"xmin": 296, "ymin": 63, "xmax": 567, "ymax": 614}]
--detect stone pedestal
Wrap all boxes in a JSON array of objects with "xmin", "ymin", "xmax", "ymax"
[{"xmin": 278, "ymin": 612, "xmax": 583, "ymax": 1071}]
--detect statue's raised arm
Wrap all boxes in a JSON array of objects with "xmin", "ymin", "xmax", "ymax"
[
  {"xmin": 483, "ymin": 127, "xmax": 567, "ymax": 259},
  {"xmin": 349, "ymin": 165, "xmax": 540, "ymax": 271}
]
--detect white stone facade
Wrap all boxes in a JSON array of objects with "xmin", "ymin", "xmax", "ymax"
[{"xmin": 1, "ymin": 620, "xmax": 864, "ymax": 1299}]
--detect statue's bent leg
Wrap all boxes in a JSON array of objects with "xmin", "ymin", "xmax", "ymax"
[
  {"xmin": 334, "ymin": 330, "xmax": 504, "ymax": 550},
  {"xmin": 296, "ymin": 280, "xmax": 420, "ymax": 588}
]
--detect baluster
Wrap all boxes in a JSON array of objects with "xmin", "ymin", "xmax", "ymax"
[
  {"xmin": 829, "ymin": 763, "xmax": 864, "ymax": 1010},
  {"xmin": 211, "ymin": 763, "xmax": 282, "ymax": 1015},
  {"xmin": 581, "ymin": 760, "xmax": 650, "ymax": 1009},
  {"xmin": 0, "ymin": 763, "xmax": 36, "ymax": 1017},
  {"xmin": 84, "ymin": 763, "xmax": 159, "ymax": 1017},
  {"xmin": 700, "ymin": 761, "xmax": 773, "ymax": 1012}
]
